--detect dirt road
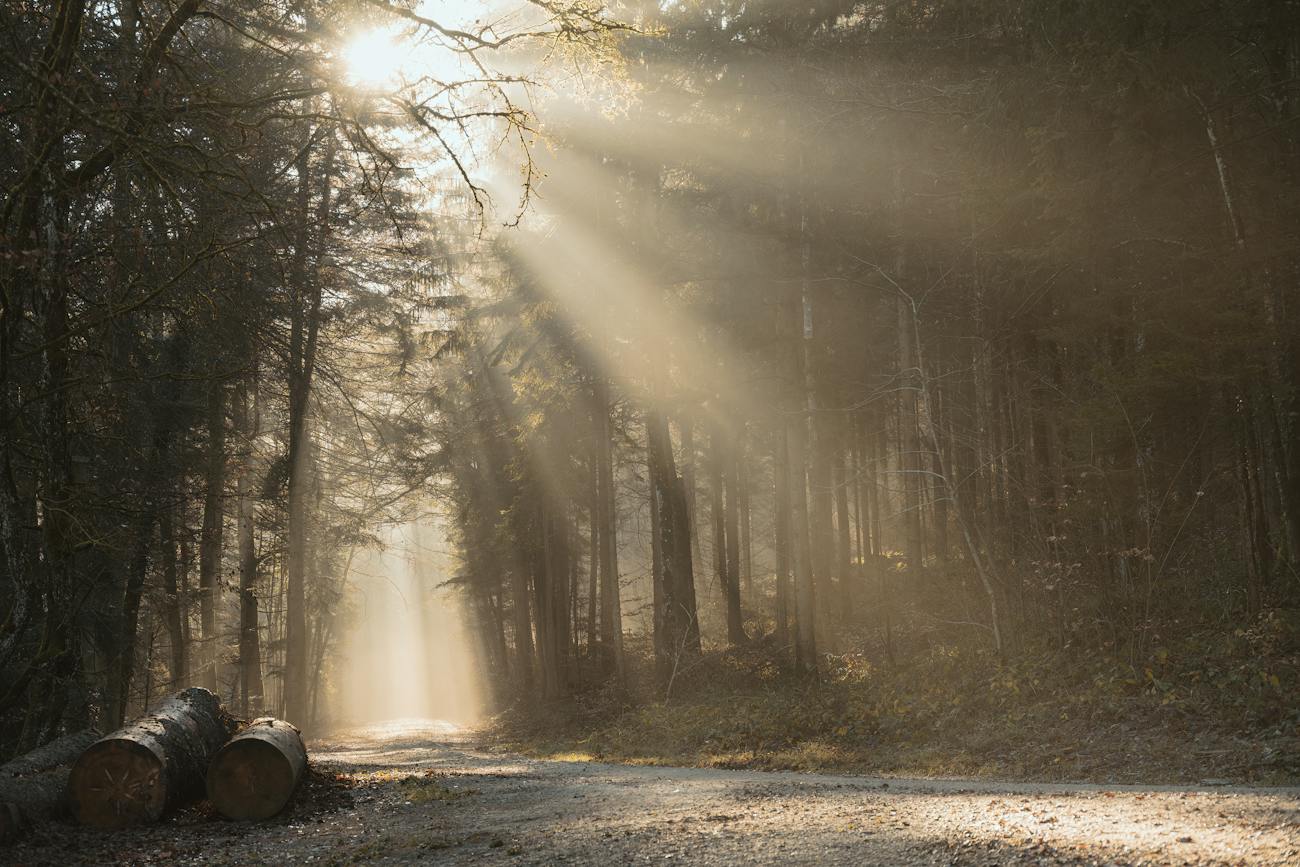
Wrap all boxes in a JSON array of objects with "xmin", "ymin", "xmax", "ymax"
[{"xmin": 7, "ymin": 719, "xmax": 1299, "ymax": 865}]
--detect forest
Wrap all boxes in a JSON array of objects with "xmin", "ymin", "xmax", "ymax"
[{"xmin": 2, "ymin": 2, "xmax": 1300, "ymax": 855}]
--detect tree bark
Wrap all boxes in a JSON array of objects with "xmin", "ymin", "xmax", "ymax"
[
  {"xmin": 739, "ymin": 443, "xmax": 752, "ymax": 605},
  {"xmin": 834, "ymin": 448, "xmax": 854, "ymax": 621},
  {"xmin": 0, "ymin": 771, "xmax": 64, "ymax": 845},
  {"xmin": 709, "ymin": 419, "xmax": 727, "ymax": 609},
  {"xmin": 510, "ymin": 560, "xmax": 535, "ymax": 695},
  {"xmin": 649, "ymin": 408, "xmax": 700, "ymax": 686},
  {"xmin": 773, "ymin": 428, "xmax": 792, "ymax": 654},
  {"xmin": 0, "ymin": 728, "xmax": 101, "ymax": 843},
  {"xmin": 897, "ymin": 291, "xmax": 924, "ymax": 573},
  {"xmin": 536, "ymin": 499, "xmax": 571, "ymax": 699},
  {"xmin": 680, "ymin": 415, "xmax": 701, "ymax": 575},
  {"xmin": 67, "ymin": 688, "xmax": 233, "ymax": 829},
  {"xmin": 594, "ymin": 377, "xmax": 624, "ymax": 681},
  {"xmin": 787, "ymin": 410, "xmax": 817, "ymax": 677},
  {"xmin": 198, "ymin": 380, "xmax": 225, "ymax": 693},
  {"xmin": 789, "ymin": 227, "xmax": 819, "ymax": 676},
  {"xmin": 283, "ymin": 125, "xmax": 334, "ymax": 727},
  {"xmin": 235, "ymin": 377, "xmax": 264, "ymax": 716},
  {"xmin": 159, "ymin": 504, "xmax": 186, "ymax": 690},
  {"xmin": 586, "ymin": 454, "xmax": 599, "ymax": 656},
  {"xmin": 723, "ymin": 426, "xmax": 745, "ymax": 645}
]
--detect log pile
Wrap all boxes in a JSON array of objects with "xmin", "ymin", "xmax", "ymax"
[
  {"xmin": 67, "ymin": 687, "xmax": 237, "ymax": 829},
  {"xmin": 1, "ymin": 690, "xmax": 307, "ymax": 842}
]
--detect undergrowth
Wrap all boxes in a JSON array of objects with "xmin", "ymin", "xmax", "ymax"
[{"xmin": 491, "ymin": 607, "xmax": 1300, "ymax": 784}]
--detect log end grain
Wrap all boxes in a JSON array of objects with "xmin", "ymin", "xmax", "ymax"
[
  {"xmin": 206, "ymin": 719, "xmax": 306, "ymax": 821},
  {"xmin": 67, "ymin": 688, "xmax": 231, "ymax": 829},
  {"xmin": 65, "ymin": 739, "xmax": 166, "ymax": 829}
]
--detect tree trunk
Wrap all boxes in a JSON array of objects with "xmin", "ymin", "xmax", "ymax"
[
  {"xmin": 709, "ymin": 419, "xmax": 727, "ymax": 612},
  {"xmin": 739, "ymin": 445, "xmax": 752, "ymax": 605},
  {"xmin": 0, "ymin": 728, "xmax": 101, "ymax": 843},
  {"xmin": 586, "ymin": 458, "xmax": 599, "ymax": 656},
  {"xmin": 649, "ymin": 408, "xmax": 700, "ymax": 686},
  {"xmin": 870, "ymin": 420, "xmax": 893, "ymax": 664},
  {"xmin": 510, "ymin": 562, "xmax": 535, "ymax": 695},
  {"xmin": 108, "ymin": 508, "xmax": 158, "ymax": 728},
  {"xmin": 569, "ymin": 508, "xmax": 581, "ymax": 667},
  {"xmin": 789, "ymin": 240, "xmax": 818, "ymax": 677},
  {"xmin": 911, "ymin": 303, "xmax": 1005, "ymax": 655},
  {"xmin": 159, "ymin": 504, "xmax": 186, "ymax": 690},
  {"xmin": 928, "ymin": 380, "xmax": 951, "ymax": 567},
  {"xmin": 869, "ymin": 421, "xmax": 884, "ymax": 562},
  {"xmin": 850, "ymin": 415, "xmax": 867, "ymax": 568},
  {"xmin": 680, "ymin": 415, "xmax": 701, "ymax": 576},
  {"xmin": 897, "ymin": 291, "xmax": 924, "ymax": 573},
  {"xmin": 649, "ymin": 434, "xmax": 665, "ymax": 664},
  {"xmin": 535, "ymin": 499, "xmax": 570, "ymax": 699},
  {"xmin": 235, "ymin": 377, "xmax": 264, "ymax": 717},
  {"xmin": 594, "ymin": 377, "xmax": 624, "ymax": 681},
  {"xmin": 67, "ymin": 688, "xmax": 233, "ymax": 829},
  {"xmin": 787, "ymin": 411, "xmax": 817, "ymax": 677},
  {"xmin": 834, "ymin": 448, "xmax": 854, "ymax": 621},
  {"xmin": 1240, "ymin": 393, "xmax": 1274, "ymax": 612},
  {"xmin": 198, "ymin": 381, "xmax": 225, "ymax": 693},
  {"xmin": 809, "ymin": 421, "xmax": 836, "ymax": 648},
  {"xmin": 723, "ymin": 427, "xmax": 745, "ymax": 645},
  {"xmin": 773, "ymin": 428, "xmax": 792, "ymax": 654},
  {"xmin": 283, "ymin": 126, "xmax": 334, "ymax": 727},
  {"xmin": 206, "ymin": 718, "xmax": 305, "ymax": 821},
  {"xmin": 0, "ymin": 771, "xmax": 63, "ymax": 845}
]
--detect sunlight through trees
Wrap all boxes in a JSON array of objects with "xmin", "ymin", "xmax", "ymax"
[{"xmin": 1, "ymin": 0, "xmax": 1297, "ymax": 799}]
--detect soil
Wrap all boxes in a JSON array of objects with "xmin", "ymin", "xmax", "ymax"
[{"xmin": 5, "ymin": 719, "xmax": 1298, "ymax": 865}]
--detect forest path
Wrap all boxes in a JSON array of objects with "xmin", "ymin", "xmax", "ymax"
[{"xmin": 7, "ymin": 719, "xmax": 1300, "ymax": 865}]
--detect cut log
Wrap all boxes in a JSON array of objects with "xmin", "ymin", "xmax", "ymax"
[
  {"xmin": 2, "ymin": 729, "xmax": 101, "ymax": 779},
  {"xmin": 0, "ymin": 801, "xmax": 25, "ymax": 847},
  {"xmin": 0, "ymin": 768, "xmax": 67, "ymax": 845},
  {"xmin": 206, "ymin": 718, "xmax": 305, "ymax": 821},
  {"xmin": 67, "ymin": 688, "xmax": 234, "ymax": 829},
  {"xmin": 206, "ymin": 718, "xmax": 306, "ymax": 821},
  {"xmin": 0, "ymin": 728, "xmax": 100, "ymax": 845}
]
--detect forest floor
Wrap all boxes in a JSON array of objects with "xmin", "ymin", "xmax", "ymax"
[
  {"xmin": 494, "ymin": 615, "xmax": 1300, "ymax": 787},
  {"xmin": 5, "ymin": 719, "xmax": 1299, "ymax": 866}
]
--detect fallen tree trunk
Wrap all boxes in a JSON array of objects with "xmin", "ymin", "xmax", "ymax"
[
  {"xmin": 67, "ymin": 688, "xmax": 234, "ymax": 829},
  {"xmin": 206, "ymin": 718, "xmax": 306, "ymax": 821},
  {"xmin": 0, "ymin": 768, "xmax": 66, "ymax": 845},
  {"xmin": 2, "ymin": 729, "xmax": 102, "ymax": 779},
  {"xmin": 0, "ymin": 728, "xmax": 100, "ymax": 845}
]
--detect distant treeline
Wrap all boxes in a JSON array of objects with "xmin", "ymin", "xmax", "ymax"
[
  {"xmin": 437, "ymin": 0, "xmax": 1300, "ymax": 702},
  {"xmin": 0, "ymin": 0, "xmax": 616, "ymax": 757}
]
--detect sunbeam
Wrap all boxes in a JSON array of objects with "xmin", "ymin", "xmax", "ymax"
[{"xmin": 328, "ymin": 520, "xmax": 484, "ymax": 727}]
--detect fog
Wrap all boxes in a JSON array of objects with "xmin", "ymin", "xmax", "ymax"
[{"xmin": 326, "ymin": 521, "xmax": 484, "ymax": 728}]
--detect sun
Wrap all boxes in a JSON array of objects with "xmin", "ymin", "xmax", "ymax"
[{"xmin": 343, "ymin": 27, "xmax": 410, "ymax": 89}]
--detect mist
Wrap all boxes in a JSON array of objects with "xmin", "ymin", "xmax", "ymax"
[
  {"xmin": 2, "ymin": 6, "xmax": 1297, "ymax": 861},
  {"xmin": 326, "ymin": 521, "xmax": 484, "ymax": 729}
]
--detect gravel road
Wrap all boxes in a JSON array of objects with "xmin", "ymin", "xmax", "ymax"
[{"xmin": 6, "ymin": 719, "xmax": 1299, "ymax": 865}]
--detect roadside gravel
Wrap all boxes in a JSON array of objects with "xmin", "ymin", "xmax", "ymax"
[{"xmin": 6, "ymin": 720, "xmax": 1298, "ymax": 865}]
